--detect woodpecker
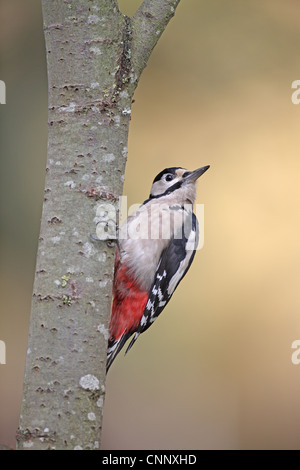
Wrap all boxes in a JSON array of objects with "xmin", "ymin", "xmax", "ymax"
[{"xmin": 106, "ymin": 165, "xmax": 210, "ymax": 372}]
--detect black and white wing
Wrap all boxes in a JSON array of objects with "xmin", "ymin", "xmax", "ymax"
[{"xmin": 125, "ymin": 213, "xmax": 199, "ymax": 354}]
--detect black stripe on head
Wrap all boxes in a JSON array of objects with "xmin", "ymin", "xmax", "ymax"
[
  {"xmin": 142, "ymin": 167, "xmax": 190, "ymax": 205},
  {"xmin": 144, "ymin": 179, "xmax": 183, "ymax": 203}
]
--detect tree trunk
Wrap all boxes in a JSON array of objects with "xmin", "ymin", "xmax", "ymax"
[{"xmin": 17, "ymin": 0, "xmax": 180, "ymax": 450}]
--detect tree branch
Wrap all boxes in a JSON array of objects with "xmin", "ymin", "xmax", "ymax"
[{"xmin": 131, "ymin": 0, "xmax": 181, "ymax": 82}]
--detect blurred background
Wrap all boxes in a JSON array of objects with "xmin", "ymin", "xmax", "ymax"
[{"xmin": 1, "ymin": 0, "xmax": 300, "ymax": 450}]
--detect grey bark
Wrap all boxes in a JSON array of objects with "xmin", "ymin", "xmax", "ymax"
[{"xmin": 17, "ymin": 0, "xmax": 180, "ymax": 450}]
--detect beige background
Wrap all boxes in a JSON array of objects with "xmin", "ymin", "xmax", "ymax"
[{"xmin": 1, "ymin": 0, "xmax": 300, "ymax": 449}]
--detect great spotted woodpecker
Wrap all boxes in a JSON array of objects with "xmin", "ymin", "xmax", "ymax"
[{"xmin": 106, "ymin": 165, "xmax": 210, "ymax": 372}]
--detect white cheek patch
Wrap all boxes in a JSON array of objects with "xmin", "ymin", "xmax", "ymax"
[{"xmin": 150, "ymin": 176, "xmax": 181, "ymax": 197}]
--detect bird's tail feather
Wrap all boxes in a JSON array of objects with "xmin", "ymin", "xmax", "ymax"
[
  {"xmin": 106, "ymin": 333, "xmax": 130, "ymax": 373},
  {"xmin": 125, "ymin": 332, "xmax": 140, "ymax": 355}
]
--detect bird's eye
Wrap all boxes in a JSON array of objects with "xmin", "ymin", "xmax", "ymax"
[{"xmin": 165, "ymin": 174, "xmax": 174, "ymax": 182}]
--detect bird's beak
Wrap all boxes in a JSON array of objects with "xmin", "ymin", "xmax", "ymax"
[{"xmin": 184, "ymin": 165, "xmax": 210, "ymax": 183}]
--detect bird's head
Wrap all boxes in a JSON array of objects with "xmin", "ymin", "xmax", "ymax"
[{"xmin": 149, "ymin": 165, "xmax": 210, "ymax": 205}]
